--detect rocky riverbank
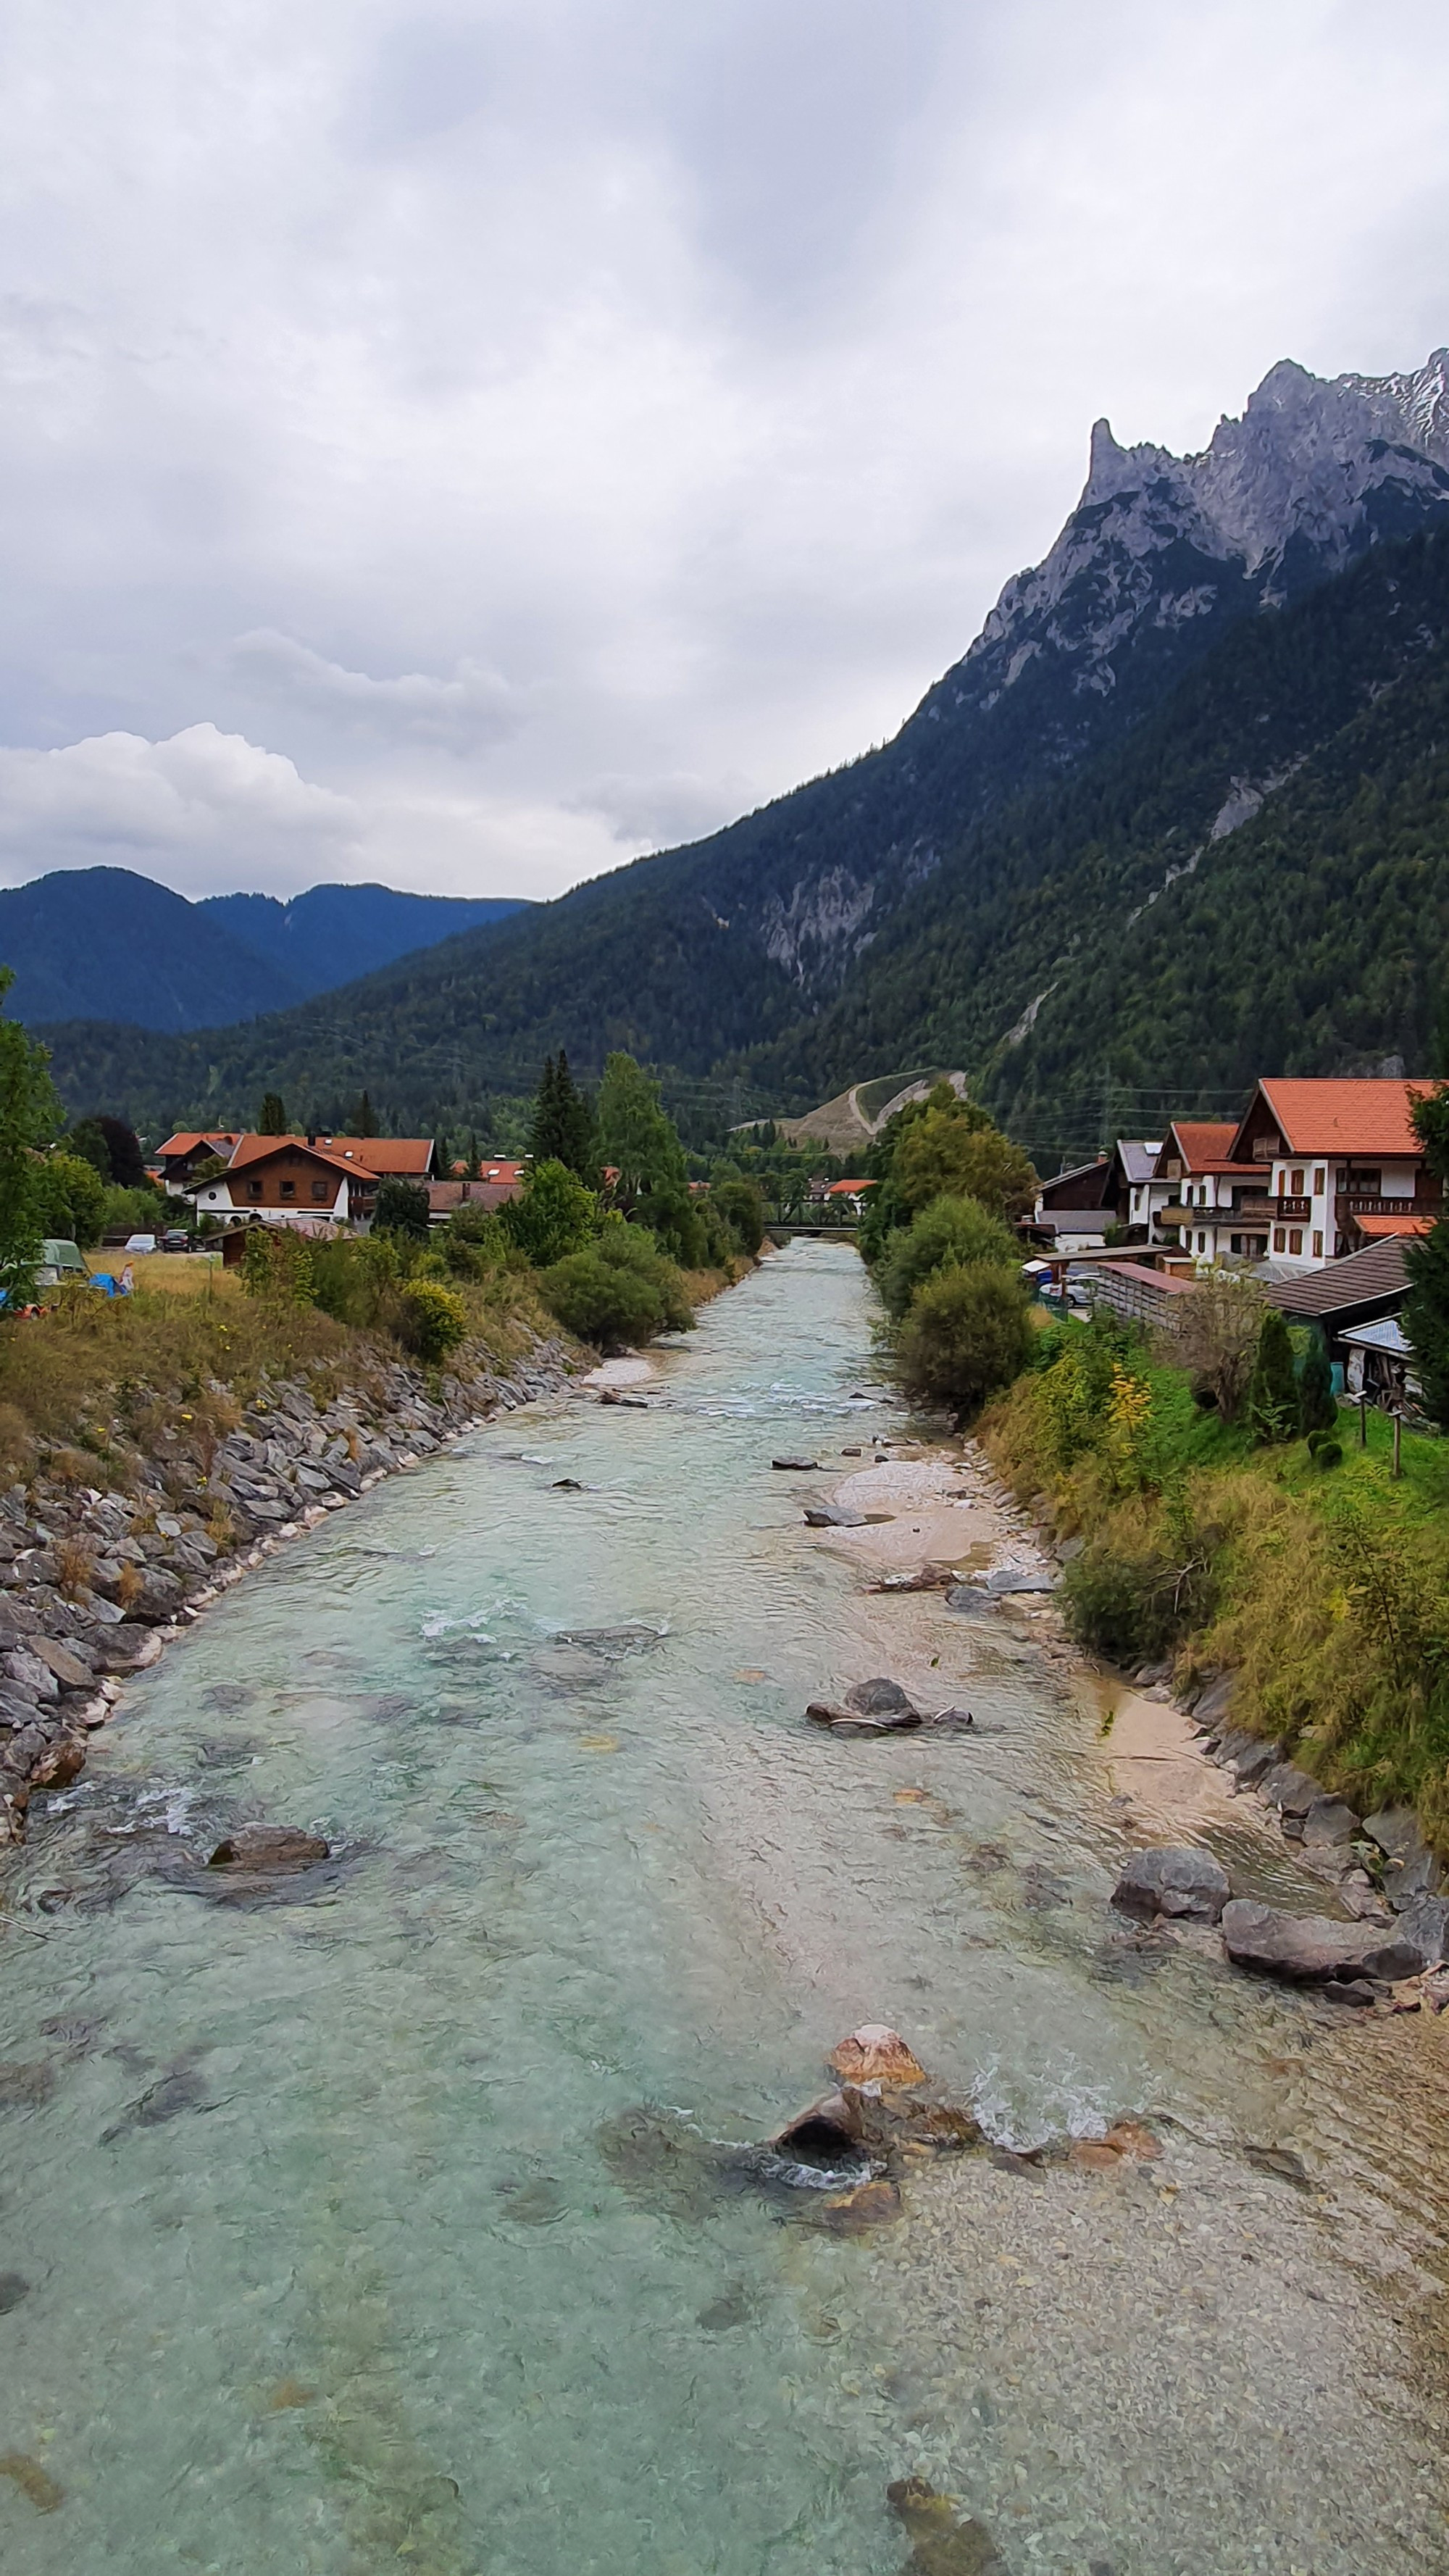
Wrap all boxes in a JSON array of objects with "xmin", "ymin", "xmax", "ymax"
[{"xmin": 0, "ymin": 1330, "xmax": 577, "ymax": 1841}]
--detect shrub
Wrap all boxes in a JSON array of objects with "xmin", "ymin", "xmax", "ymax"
[
  {"xmin": 540, "ymin": 1222, "xmax": 693, "ymax": 1347},
  {"xmin": 1161, "ymin": 1272, "xmax": 1265, "ymax": 1424},
  {"xmin": 1311, "ymin": 1438, "xmax": 1344, "ymax": 1470},
  {"xmin": 396, "ymin": 1280, "xmax": 469, "ymax": 1363},
  {"xmin": 1298, "ymin": 1333, "xmax": 1339, "ymax": 1436},
  {"xmin": 1062, "ymin": 1493, "xmax": 1221, "ymax": 1662},
  {"xmin": 630, "ymin": 1185, "xmax": 708, "ymax": 1268},
  {"xmin": 874, "ymin": 1193, "xmax": 1019, "ymax": 1324},
  {"xmin": 1248, "ymin": 1309, "xmax": 1300, "ymax": 1444},
  {"xmin": 711, "ymin": 1178, "xmax": 767, "ymax": 1257},
  {"xmin": 500, "ymin": 1159, "xmax": 598, "ymax": 1267},
  {"xmin": 373, "ymin": 1177, "xmax": 432, "ymax": 1241},
  {"xmin": 894, "ymin": 1262, "xmax": 1035, "ymax": 1417}
]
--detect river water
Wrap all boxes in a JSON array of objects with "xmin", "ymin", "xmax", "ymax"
[{"xmin": 1, "ymin": 1243, "xmax": 1447, "ymax": 2573}]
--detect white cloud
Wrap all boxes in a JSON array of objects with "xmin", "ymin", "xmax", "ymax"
[
  {"xmin": 0, "ymin": 725, "xmax": 360, "ymax": 895},
  {"xmin": 227, "ymin": 630, "xmax": 525, "ymax": 750},
  {"xmin": 0, "ymin": 2, "xmax": 1448, "ymax": 901}
]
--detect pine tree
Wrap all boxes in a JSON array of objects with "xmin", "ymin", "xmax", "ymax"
[
  {"xmin": 351, "ymin": 1091, "xmax": 377, "ymax": 1138},
  {"xmin": 1248, "ymin": 1309, "xmax": 1300, "ymax": 1443},
  {"xmin": 258, "ymin": 1091, "xmax": 288, "ymax": 1135},
  {"xmin": 530, "ymin": 1052, "xmax": 595, "ymax": 1179},
  {"xmin": 1298, "ymin": 1333, "xmax": 1339, "ymax": 1435}
]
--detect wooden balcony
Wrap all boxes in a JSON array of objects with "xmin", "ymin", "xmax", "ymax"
[
  {"xmin": 1275, "ymin": 1196, "xmax": 1311, "ymax": 1220},
  {"xmin": 1342, "ymin": 1195, "xmax": 1443, "ymax": 1220}
]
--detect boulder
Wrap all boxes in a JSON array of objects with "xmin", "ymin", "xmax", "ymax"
[
  {"xmin": 29, "ymin": 1637, "xmax": 94, "ymax": 1692},
  {"xmin": 91, "ymin": 1625, "xmax": 164, "ymax": 1674},
  {"xmin": 1362, "ymin": 1805, "xmax": 1447, "ymax": 1906},
  {"xmin": 817, "ymin": 2178, "xmax": 901, "ymax": 2233},
  {"xmin": 1113, "ymin": 1845, "xmax": 1231, "ymax": 1922},
  {"xmin": 1259, "ymin": 1762, "xmax": 1320, "ymax": 1817},
  {"xmin": 125, "ymin": 1567, "xmax": 185, "ymax": 1623},
  {"xmin": 1301, "ymin": 1796, "xmax": 1361, "ymax": 1849},
  {"xmin": 944, "ymin": 1584, "xmax": 994, "ymax": 1616},
  {"xmin": 827, "ymin": 2024, "xmax": 927, "ymax": 2086},
  {"xmin": 1395, "ymin": 1896, "xmax": 1449, "ymax": 1970},
  {"xmin": 771, "ymin": 1454, "xmax": 819, "ymax": 1470},
  {"xmin": 1220, "ymin": 1898, "xmax": 1424, "ymax": 1984},
  {"xmin": 986, "ymin": 1567, "xmax": 1058, "ymax": 1595},
  {"xmin": 844, "ymin": 1677, "xmax": 918, "ymax": 1718},
  {"xmin": 28, "ymin": 1734, "xmax": 85, "ymax": 1791},
  {"xmin": 208, "ymin": 1824, "xmax": 330, "ymax": 1873},
  {"xmin": 1193, "ymin": 1672, "xmax": 1237, "ymax": 1732},
  {"xmin": 803, "ymin": 1506, "xmax": 865, "ymax": 1527}
]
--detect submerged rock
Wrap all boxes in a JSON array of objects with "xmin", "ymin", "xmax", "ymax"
[
  {"xmin": 817, "ymin": 2177, "xmax": 901, "ymax": 2233},
  {"xmin": 827, "ymin": 2024, "xmax": 927, "ymax": 2087},
  {"xmin": 1112, "ymin": 1846, "xmax": 1232, "ymax": 1922},
  {"xmin": 771, "ymin": 1454, "xmax": 819, "ymax": 1470},
  {"xmin": 806, "ymin": 1699, "xmax": 921, "ymax": 1735},
  {"xmin": 887, "ymin": 2476, "xmax": 1008, "ymax": 2574},
  {"xmin": 1220, "ymin": 1898, "xmax": 1426, "ymax": 1984},
  {"xmin": 207, "ymin": 1824, "xmax": 330, "ymax": 1873},
  {"xmin": 803, "ymin": 1505, "xmax": 865, "ymax": 1527},
  {"xmin": 554, "ymin": 1623, "xmax": 664, "ymax": 1657}
]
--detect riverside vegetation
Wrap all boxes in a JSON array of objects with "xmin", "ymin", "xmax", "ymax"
[{"xmin": 861, "ymin": 1077, "xmax": 1449, "ymax": 1862}]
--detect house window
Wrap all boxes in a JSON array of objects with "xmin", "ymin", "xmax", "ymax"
[
  {"xmin": 1313, "ymin": 1167, "xmax": 1325, "ymax": 1195},
  {"xmin": 1197, "ymin": 1230, "xmax": 1206, "ymax": 1254},
  {"xmin": 1273, "ymin": 1227, "xmax": 1286, "ymax": 1252},
  {"xmin": 280, "ymin": 1179, "xmax": 296, "ymax": 1200},
  {"xmin": 1231, "ymin": 1234, "xmax": 1242, "ymax": 1254},
  {"xmin": 248, "ymin": 1179, "xmax": 263, "ymax": 1199},
  {"xmin": 312, "ymin": 1180, "xmax": 329, "ymax": 1204},
  {"xmin": 1313, "ymin": 1230, "xmax": 1323, "ymax": 1259},
  {"xmin": 1290, "ymin": 1168, "xmax": 1304, "ymax": 1196},
  {"xmin": 1348, "ymin": 1167, "xmax": 1381, "ymax": 1194},
  {"xmin": 1289, "ymin": 1229, "xmax": 1303, "ymax": 1256}
]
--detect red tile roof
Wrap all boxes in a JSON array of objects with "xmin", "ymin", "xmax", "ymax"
[
  {"xmin": 1235, "ymin": 1079, "xmax": 1433, "ymax": 1158},
  {"xmin": 224, "ymin": 1133, "xmax": 433, "ymax": 1179},
  {"xmin": 1351, "ymin": 1212, "xmax": 1433, "ymax": 1238},
  {"xmin": 1166, "ymin": 1122, "xmax": 1240, "ymax": 1170},
  {"xmin": 158, "ymin": 1130, "xmax": 240, "ymax": 1158}
]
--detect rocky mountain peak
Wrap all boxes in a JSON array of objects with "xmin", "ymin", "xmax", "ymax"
[{"xmin": 944, "ymin": 347, "xmax": 1449, "ymax": 741}]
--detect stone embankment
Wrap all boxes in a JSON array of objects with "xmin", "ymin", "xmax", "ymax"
[{"xmin": 0, "ymin": 1332, "xmax": 576, "ymax": 1841}]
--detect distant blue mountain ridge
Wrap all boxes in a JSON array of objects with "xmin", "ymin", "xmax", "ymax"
[{"xmin": 0, "ymin": 867, "xmax": 530, "ymax": 1033}]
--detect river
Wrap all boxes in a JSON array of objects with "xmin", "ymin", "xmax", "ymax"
[{"xmin": 0, "ymin": 1242, "xmax": 1446, "ymax": 2573}]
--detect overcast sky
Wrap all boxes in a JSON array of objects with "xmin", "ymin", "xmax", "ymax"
[{"xmin": 1, "ymin": 0, "xmax": 1448, "ymax": 904}]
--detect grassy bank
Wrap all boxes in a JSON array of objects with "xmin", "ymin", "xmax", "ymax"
[{"xmin": 982, "ymin": 1318, "xmax": 1449, "ymax": 1854}]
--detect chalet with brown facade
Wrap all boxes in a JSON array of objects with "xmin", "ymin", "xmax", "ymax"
[{"xmin": 183, "ymin": 1132, "xmax": 436, "ymax": 1231}]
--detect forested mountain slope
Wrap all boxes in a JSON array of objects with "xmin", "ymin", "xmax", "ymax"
[{"xmin": 36, "ymin": 352, "xmax": 1449, "ymax": 1139}]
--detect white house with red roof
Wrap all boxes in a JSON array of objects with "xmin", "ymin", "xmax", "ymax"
[
  {"xmin": 1225, "ymin": 1079, "xmax": 1437, "ymax": 1267},
  {"xmin": 1151, "ymin": 1122, "xmax": 1270, "ymax": 1266}
]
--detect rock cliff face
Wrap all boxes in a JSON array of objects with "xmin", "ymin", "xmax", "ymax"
[{"xmin": 915, "ymin": 350, "xmax": 1449, "ymax": 785}]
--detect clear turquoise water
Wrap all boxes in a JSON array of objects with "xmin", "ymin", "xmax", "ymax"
[{"xmin": 0, "ymin": 1244, "xmax": 1444, "ymax": 2573}]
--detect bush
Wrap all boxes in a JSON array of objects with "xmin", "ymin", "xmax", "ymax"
[
  {"xmin": 711, "ymin": 1178, "xmax": 767, "ymax": 1258},
  {"xmin": 1249, "ymin": 1309, "xmax": 1300, "ymax": 1444},
  {"xmin": 875, "ymin": 1193, "xmax": 1020, "ymax": 1324},
  {"xmin": 540, "ymin": 1222, "xmax": 693, "ymax": 1347},
  {"xmin": 894, "ymin": 1262, "xmax": 1035, "ymax": 1417},
  {"xmin": 1061, "ymin": 1491, "xmax": 1222, "ymax": 1663},
  {"xmin": 500, "ymin": 1159, "xmax": 598, "ymax": 1267},
  {"xmin": 1311, "ymin": 1437, "xmax": 1344, "ymax": 1470},
  {"xmin": 374, "ymin": 1176, "xmax": 432, "ymax": 1241},
  {"xmin": 396, "ymin": 1280, "xmax": 469, "ymax": 1363},
  {"xmin": 630, "ymin": 1185, "xmax": 708, "ymax": 1268},
  {"xmin": 1298, "ymin": 1334, "xmax": 1339, "ymax": 1436}
]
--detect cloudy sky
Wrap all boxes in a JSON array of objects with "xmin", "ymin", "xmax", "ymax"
[{"xmin": 1, "ymin": 0, "xmax": 1448, "ymax": 904}]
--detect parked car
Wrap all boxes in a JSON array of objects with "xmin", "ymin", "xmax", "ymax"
[
  {"xmin": 124, "ymin": 1233, "xmax": 158, "ymax": 1254},
  {"xmin": 162, "ymin": 1229, "xmax": 190, "ymax": 1253},
  {"xmin": 36, "ymin": 1238, "xmax": 88, "ymax": 1286}
]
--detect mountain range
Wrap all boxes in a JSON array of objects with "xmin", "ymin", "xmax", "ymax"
[
  {"xmin": 32, "ymin": 348, "xmax": 1449, "ymax": 1157},
  {"xmin": 0, "ymin": 870, "xmax": 528, "ymax": 1031}
]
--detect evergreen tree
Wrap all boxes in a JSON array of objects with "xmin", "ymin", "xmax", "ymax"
[
  {"xmin": 1248, "ymin": 1309, "xmax": 1300, "ymax": 1443},
  {"xmin": 351, "ymin": 1090, "xmax": 377, "ymax": 1138},
  {"xmin": 372, "ymin": 1175, "xmax": 430, "ymax": 1240},
  {"xmin": 1298, "ymin": 1333, "xmax": 1339, "ymax": 1435},
  {"xmin": 530, "ymin": 1052, "xmax": 594, "ymax": 1179},
  {"xmin": 258, "ymin": 1091, "xmax": 288, "ymax": 1134}
]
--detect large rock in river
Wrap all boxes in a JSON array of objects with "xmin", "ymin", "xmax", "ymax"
[
  {"xmin": 1220, "ymin": 1898, "xmax": 1427, "ymax": 1984},
  {"xmin": 208, "ymin": 1824, "xmax": 330, "ymax": 1874},
  {"xmin": 1113, "ymin": 1845, "xmax": 1231, "ymax": 1922}
]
